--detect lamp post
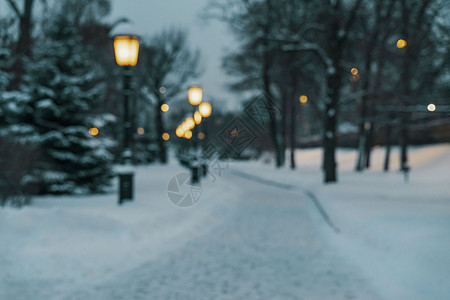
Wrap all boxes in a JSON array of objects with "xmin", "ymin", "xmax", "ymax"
[
  {"xmin": 113, "ymin": 34, "xmax": 139, "ymax": 162},
  {"xmin": 187, "ymin": 86, "xmax": 202, "ymax": 183},
  {"xmin": 112, "ymin": 24, "xmax": 140, "ymax": 204}
]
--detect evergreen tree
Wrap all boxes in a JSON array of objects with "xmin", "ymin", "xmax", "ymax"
[
  {"xmin": 20, "ymin": 14, "xmax": 115, "ymax": 194},
  {"xmin": 0, "ymin": 35, "xmax": 40, "ymax": 205}
]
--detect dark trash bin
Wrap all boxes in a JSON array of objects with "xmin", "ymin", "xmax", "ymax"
[{"xmin": 118, "ymin": 172, "xmax": 134, "ymax": 205}]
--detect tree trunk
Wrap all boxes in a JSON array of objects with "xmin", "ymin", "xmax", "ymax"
[
  {"xmin": 18, "ymin": 0, "xmax": 34, "ymax": 57},
  {"xmin": 323, "ymin": 36, "xmax": 343, "ymax": 183},
  {"xmin": 355, "ymin": 78, "xmax": 366, "ymax": 172},
  {"xmin": 323, "ymin": 69, "xmax": 340, "ymax": 183},
  {"xmin": 263, "ymin": 0, "xmax": 283, "ymax": 168},
  {"xmin": 399, "ymin": 114, "xmax": 409, "ymax": 171},
  {"xmin": 280, "ymin": 87, "xmax": 288, "ymax": 167},
  {"xmin": 7, "ymin": 0, "xmax": 35, "ymax": 90},
  {"xmin": 383, "ymin": 122, "xmax": 392, "ymax": 172},
  {"xmin": 364, "ymin": 122, "xmax": 373, "ymax": 169},
  {"xmin": 289, "ymin": 90, "xmax": 297, "ymax": 170}
]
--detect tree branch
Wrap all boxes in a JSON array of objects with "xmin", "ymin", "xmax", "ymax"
[
  {"xmin": 341, "ymin": 0, "xmax": 364, "ymax": 42},
  {"xmin": 6, "ymin": 0, "xmax": 22, "ymax": 18},
  {"xmin": 282, "ymin": 43, "xmax": 333, "ymax": 70}
]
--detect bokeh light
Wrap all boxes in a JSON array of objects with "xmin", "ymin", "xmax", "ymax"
[
  {"xmin": 89, "ymin": 127, "xmax": 99, "ymax": 136},
  {"xmin": 161, "ymin": 104, "xmax": 169, "ymax": 112},
  {"xmin": 351, "ymin": 68, "xmax": 358, "ymax": 75},
  {"xmin": 199, "ymin": 102, "xmax": 212, "ymax": 117},
  {"xmin": 188, "ymin": 86, "xmax": 202, "ymax": 105},
  {"xmin": 137, "ymin": 127, "xmax": 145, "ymax": 135},
  {"xmin": 300, "ymin": 95, "xmax": 308, "ymax": 104},
  {"xmin": 162, "ymin": 133, "xmax": 170, "ymax": 141},
  {"xmin": 184, "ymin": 130, "xmax": 193, "ymax": 139},
  {"xmin": 194, "ymin": 111, "xmax": 202, "ymax": 124},
  {"xmin": 427, "ymin": 104, "xmax": 436, "ymax": 112},
  {"xmin": 186, "ymin": 117, "xmax": 195, "ymax": 129},
  {"xmin": 198, "ymin": 132, "xmax": 205, "ymax": 140},
  {"xmin": 176, "ymin": 127, "xmax": 184, "ymax": 137},
  {"xmin": 397, "ymin": 39, "xmax": 407, "ymax": 49}
]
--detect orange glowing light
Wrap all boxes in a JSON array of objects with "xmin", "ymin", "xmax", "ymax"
[
  {"xmin": 137, "ymin": 127, "xmax": 145, "ymax": 135},
  {"xmin": 397, "ymin": 39, "xmax": 407, "ymax": 49},
  {"xmin": 199, "ymin": 102, "xmax": 212, "ymax": 117},
  {"xmin": 198, "ymin": 132, "xmax": 205, "ymax": 140},
  {"xmin": 162, "ymin": 133, "xmax": 170, "ymax": 141},
  {"xmin": 113, "ymin": 36, "xmax": 139, "ymax": 66},
  {"xmin": 188, "ymin": 86, "xmax": 202, "ymax": 105},
  {"xmin": 161, "ymin": 104, "xmax": 169, "ymax": 112},
  {"xmin": 185, "ymin": 117, "xmax": 195, "ymax": 129},
  {"xmin": 176, "ymin": 127, "xmax": 184, "ymax": 137},
  {"xmin": 194, "ymin": 111, "xmax": 202, "ymax": 124},
  {"xmin": 181, "ymin": 122, "xmax": 190, "ymax": 132},
  {"xmin": 299, "ymin": 95, "xmax": 308, "ymax": 104},
  {"xmin": 351, "ymin": 68, "xmax": 358, "ymax": 75},
  {"xmin": 89, "ymin": 127, "xmax": 99, "ymax": 136},
  {"xmin": 184, "ymin": 130, "xmax": 193, "ymax": 139}
]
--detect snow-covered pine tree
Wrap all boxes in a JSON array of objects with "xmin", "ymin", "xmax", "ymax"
[
  {"xmin": 0, "ymin": 39, "xmax": 41, "ymax": 205},
  {"xmin": 21, "ymin": 13, "xmax": 115, "ymax": 194}
]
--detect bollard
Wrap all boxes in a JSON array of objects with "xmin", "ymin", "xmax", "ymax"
[
  {"xmin": 118, "ymin": 172, "xmax": 134, "ymax": 205},
  {"xmin": 201, "ymin": 163, "xmax": 208, "ymax": 177},
  {"xmin": 191, "ymin": 165, "xmax": 199, "ymax": 184}
]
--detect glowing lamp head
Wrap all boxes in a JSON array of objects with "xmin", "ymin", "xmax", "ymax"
[
  {"xmin": 199, "ymin": 102, "xmax": 212, "ymax": 118},
  {"xmin": 181, "ymin": 122, "xmax": 190, "ymax": 132},
  {"xmin": 351, "ymin": 68, "xmax": 358, "ymax": 75},
  {"xmin": 184, "ymin": 130, "xmax": 193, "ymax": 139},
  {"xmin": 113, "ymin": 36, "xmax": 139, "ymax": 66},
  {"xmin": 188, "ymin": 86, "xmax": 202, "ymax": 105},
  {"xmin": 176, "ymin": 127, "xmax": 184, "ymax": 137},
  {"xmin": 194, "ymin": 111, "xmax": 202, "ymax": 124},
  {"xmin": 185, "ymin": 117, "xmax": 195, "ymax": 130},
  {"xmin": 162, "ymin": 133, "xmax": 170, "ymax": 141}
]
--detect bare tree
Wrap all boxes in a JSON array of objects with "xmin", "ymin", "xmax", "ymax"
[{"xmin": 137, "ymin": 28, "xmax": 201, "ymax": 163}]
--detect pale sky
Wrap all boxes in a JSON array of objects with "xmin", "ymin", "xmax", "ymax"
[{"xmin": 109, "ymin": 0, "xmax": 238, "ymax": 110}]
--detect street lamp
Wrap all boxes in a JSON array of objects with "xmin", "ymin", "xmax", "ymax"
[
  {"xmin": 112, "ymin": 29, "xmax": 140, "ymax": 163},
  {"xmin": 188, "ymin": 86, "xmax": 203, "ymax": 105},
  {"xmin": 194, "ymin": 111, "xmax": 202, "ymax": 124},
  {"xmin": 199, "ymin": 102, "xmax": 212, "ymax": 118},
  {"xmin": 113, "ymin": 36, "xmax": 139, "ymax": 67},
  {"xmin": 111, "ymin": 23, "xmax": 140, "ymax": 204}
]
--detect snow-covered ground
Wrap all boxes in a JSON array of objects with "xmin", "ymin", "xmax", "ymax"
[
  {"xmin": 233, "ymin": 144, "xmax": 450, "ymax": 300},
  {"xmin": 0, "ymin": 144, "xmax": 449, "ymax": 299}
]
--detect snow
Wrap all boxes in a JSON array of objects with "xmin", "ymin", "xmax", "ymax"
[
  {"xmin": 1, "ymin": 144, "xmax": 449, "ymax": 299},
  {"xmin": 233, "ymin": 144, "xmax": 450, "ymax": 300}
]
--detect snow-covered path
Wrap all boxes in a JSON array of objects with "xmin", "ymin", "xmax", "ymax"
[
  {"xmin": 1, "ymin": 145, "xmax": 449, "ymax": 299},
  {"xmin": 59, "ymin": 172, "xmax": 379, "ymax": 300}
]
